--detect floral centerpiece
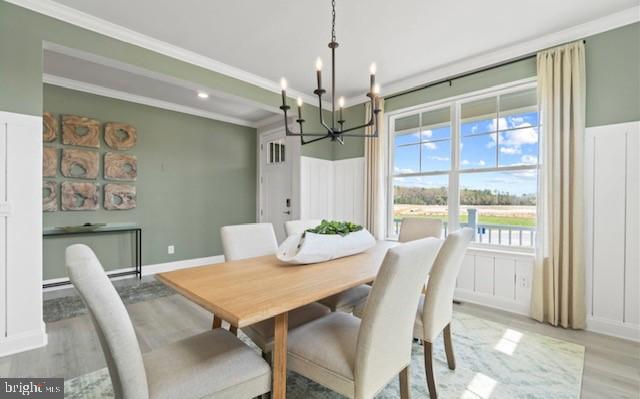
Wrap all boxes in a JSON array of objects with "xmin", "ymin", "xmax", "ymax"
[{"xmin": 277, "ymin": 220, "xmax": 375, "ymax": 265}]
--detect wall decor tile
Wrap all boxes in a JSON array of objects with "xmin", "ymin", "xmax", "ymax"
[
  {"xmin": 104, "ymin": 152, "xmax": 137, "ymax": 181},
  {"xmin": 43, "ymin": 146, "xmax": 58, "ymax": 177},
  {"xmin": 43, "ymin": 112, "xmax": 57, "ymax": 142},
  {"xmin": 43, "ymin": 180, "xmax": 57, "ymax": 212},
  {"xmin": 104, "ymin": 183, "xmax": 136, "ymax": 210},
  {"xmin": 62, "ymin": 115, "xmax": 100, "ymax": 148},
  {"xmin": 105, "ymin": 122, "xmax": 137, "ymax": 150},
  {"xmin": 61, "ymin": 148, "xmax": 99, "ymax": 179},
  {"xmin": 61, "ymin": 181, "xmax": 99, "ymax": 211}
]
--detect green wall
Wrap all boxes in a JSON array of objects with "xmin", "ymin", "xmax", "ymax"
[
  {"xmin": 332, "ymin": 22, "xmax": 640, "ymax": 160},
  {"xmin": 42, "ymin": 84, "xmax": 257, "ymax": 279}
]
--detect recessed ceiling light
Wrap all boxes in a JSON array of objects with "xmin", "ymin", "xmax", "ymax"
[{"xmin": 197, "ymin": 91, "xmax": 209, "ymax": 99}]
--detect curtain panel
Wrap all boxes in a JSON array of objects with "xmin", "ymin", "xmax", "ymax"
[
  {"xmin": 363, "ymin": 99, "xmax": 386, "ymax": 240},
  {"xmin": 532, "ymin": 41, "xmax": 586, "ymax": 329}
]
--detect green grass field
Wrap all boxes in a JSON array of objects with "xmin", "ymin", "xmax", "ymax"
[{"xmin": 395, "ymin": 215, "xmax": 536, "ymax": 228}]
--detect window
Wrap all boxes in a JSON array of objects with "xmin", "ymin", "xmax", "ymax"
[
  {"xmin": 389, "ymin": 83, "xmax": 538, "ymax": 248},
  {"xmin": 267, "ymin": 139, "xmax": 286, "ymax": 164}
]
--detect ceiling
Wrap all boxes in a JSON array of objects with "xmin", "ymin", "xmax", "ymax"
[
  {"xmin": 43, "ymin": 47, "xmax": 275, "ymax": 127},
  {"xmin": 48, "ymin": 0, "xmax": 637, "ymax": 102}
]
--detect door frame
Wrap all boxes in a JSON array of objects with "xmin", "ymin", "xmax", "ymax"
[{"xmin": 256, "ymin": 125, "xmax": 301, "ymax": 224}]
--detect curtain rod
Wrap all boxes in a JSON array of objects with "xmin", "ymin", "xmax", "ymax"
[{"xmin": 385, "ymin": 39, "xmax": 586, "ymax": 101}]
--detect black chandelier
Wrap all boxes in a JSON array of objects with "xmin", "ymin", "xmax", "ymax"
[{"xmin": 279, "ymin": 0, "xmax": 381, "ymax": 145}]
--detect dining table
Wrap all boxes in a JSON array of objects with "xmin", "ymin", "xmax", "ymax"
[{"xmin": 156, "ymin": 240, "xmax": 397, "ymax": 399}]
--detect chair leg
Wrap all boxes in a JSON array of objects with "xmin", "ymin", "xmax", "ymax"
[
  {"xmin": 423, "ymin": 340, "xmax": 437, "ymax": 399},
  {"xmin": 211, "ymin": 315, "xmax": 222, "ymax": 329},
  {"xmin": 399, "ymin": 366, "xmax": 411, "ymax": 399},
  {"xmin": 229, "ymin": 325, "xmax": 238, "ymax": 335},
  {"xmin": 443, "ymin": 323, "xmax": 456, "ymax": 370}
]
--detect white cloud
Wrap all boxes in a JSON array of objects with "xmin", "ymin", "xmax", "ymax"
[
  {"xmin": 478, "ymin": 160, "xmax": 486, "ymax": 166},
  {"xmin": 521, "ymin": 155, "xmax": 538, "ymax": 164},
  {"xmin": 502, "ymin": 123, "xmax": 538, "ymax": 146},
  {"xmin": 426, "ymin": 156, "xmax": 450, "ymax": 161},
  {"xmin": 422, "ymin": 142, "xmax": 437, "ymax": 150},
  {"xmin": 422, "ymin": 129, "xmax": 433, "ymax": 138},
  {"xmin": 461, "ymin": 160, "xmax": 470, "ymax": 165},
  {"xmin": 500, "ymin": 146, "xmax": 521, "ymax": 155},
  {"xmin": 394, "ymin": 166, "xmax": 417, "ymax": 174}
]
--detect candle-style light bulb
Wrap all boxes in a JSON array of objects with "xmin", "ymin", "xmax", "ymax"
[
  {"xmin": 315, "ymin": 58, "xmax": 323, "ymax": 92},
  {"xmin": 280, "ymin": 78, "xmax": 287, "ymax": 107},
  {"xmin": 296, "ymin": 96, "xmax": 303, "ymax": 124},
  {"xmin": 373, "ymin": 83, "xmax": 381, "ymax": 95},
  {"xmin": 369, "ymin": 62, "xmax": 377, "ymax": 75},
  {"xmin": 338, "ymin": 96, "xmax": 345, "ymax": 108},
  {"xmin": 369, "ymin": 63, "xmax": 377, "ymax": 95},
  {"xmin": 297, "ymin": 97, "xmax": 303, "ymax": 107}
]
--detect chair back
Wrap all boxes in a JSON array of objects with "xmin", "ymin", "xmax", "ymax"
[
  {"xmin": 284, "ymin": 219, "xmax": 322, "ymax": 236},
  {"xmin": 66, "ymin": 244, "xmax": 149, "ymax": 399},
  {"xmin": 354, "ymin": 238, "xmax": 441, "ymax": 398},
  {"xmin": 221, "ymin": 223, "xmax": 278, "ymax": 261},
  {"xmin": 421, "ymin": 228, "xmax": 474, "ymax": 341},
  {"xmin": 398, "ymin": 217, "xmax": 443, "ymax": 242}
]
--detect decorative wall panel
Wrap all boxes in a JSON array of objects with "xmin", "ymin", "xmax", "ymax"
[
  {"xmin": 104, "ymin": 183, "xmax": 136, "ymax": 210},
  {"xmin": 42, "ymin": 180, "xmax": 57, "ymax": 212},
  {"xmin": 42, "ymin": 112, "xmax": 57, "ymax": 142},
  {"xmin": 61, "ymin": 148, "xmax": 99, "ymax": 179},
  {"xmin": 105, "ymin": 122, "xmax": 137, "ymax": 150},
  {"xmin": 42, "ymin": 147, "xmax": 57, "ymax": 177},
  {"xmin": 104, "ymin": 152, "xmax": 137, "ymax": 181},
  {"xmin": 62, "ymin": 115, "xmax": 100, "ymax": 148},
  {"xmin": 61, "ymin": 181, "xmax": 99, "ymax": 211}
]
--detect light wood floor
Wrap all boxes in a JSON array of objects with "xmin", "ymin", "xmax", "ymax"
[{"xmin": 2, "ymin": 288, "xmax": 639, "ymax": 398}]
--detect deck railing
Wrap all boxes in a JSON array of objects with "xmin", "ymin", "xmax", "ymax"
[{"xmin": 393, "ymin": 208, "xmax": 536, "ymax": 247}]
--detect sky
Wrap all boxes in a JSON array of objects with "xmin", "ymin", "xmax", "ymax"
[{"xmin": 393, "ymin": 111, "xmax": 539, "ymax": 196}]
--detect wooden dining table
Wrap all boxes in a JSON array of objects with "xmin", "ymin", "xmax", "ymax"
[{"xmin": 156, "ymin": 240, "xmax": 397, "ymax": 399}]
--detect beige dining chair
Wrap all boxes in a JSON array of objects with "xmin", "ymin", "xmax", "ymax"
[
  {"xmin": 220, "ymin": 223, "xmax": 330, "ymax": 358},
  {"xmin": 398, "ymin": 217, "xmax": 443, "ymax": 242},
  {"xmin": 414, "ymin": 228, "xmax": 474, "ymax": 399},
  {"xmin": 284, "ymin": 218, "xmax": 322, "ymax": 236},
  {"xmin": 284, "ymin": 218, "xmax": 371, "ymax": 313},
  {"xmin": 286, "ymin": 237, "xmax": 442, "ymax": 399},
  {"xmin": 66, "ymin": 244, "xmax": 271, "ymax": 399}
]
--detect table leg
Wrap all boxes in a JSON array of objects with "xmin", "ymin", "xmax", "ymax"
[
  {"xmin": 212, "ymin": 315, "xmax": 222, "ymax": 329},
  {"xmin": 273, "ymin": 312, "xmax": 288, "ymax": 399}
]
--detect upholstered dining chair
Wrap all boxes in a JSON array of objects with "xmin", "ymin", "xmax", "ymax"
[
  {"xmin": 220, "ymin": 223, "xmax": 330, "ymax": 359},
  {"xmin": 66, "ymin": 244, "xmax": 271, "ymax": 399},
  {"xmin": 414, "ymin": 228, "xmax": 474, "ymax": 399},
  {"xmin": 398, "ymin": 217, "xmax": 443, "ymax": 243},
  {"xmin": 284, "ymin": 218, "xmax": 371, "ymax": 313},
  {"xmin": 286, "ymin": 237, "xmax": 442, "ymax": 399}
]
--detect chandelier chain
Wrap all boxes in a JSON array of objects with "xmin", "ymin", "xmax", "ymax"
[{"xmin": 331, "ymin": 0, "xmax": 336, "ymax": 42}]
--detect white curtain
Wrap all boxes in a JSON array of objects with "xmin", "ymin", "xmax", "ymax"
[
  {"xmin": 532, "ymin": 41, "xmax": 586, "ymax": 329},
  {"xmin": 363, "ymin": 99, "xmax": 385, "ymax": 239}
]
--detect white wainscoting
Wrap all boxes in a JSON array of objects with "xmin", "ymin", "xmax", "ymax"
[
  {"xmin": 0, "ymin": 111, "xmax": 47, "ymax": 356},
  {"xmin": 585, "ymin": 121, "xmax": 640, "ymax": 342},
  {"xmin": 300, "ymin": 156, "xmax": 364, "ymax": 224},
  {"xmin": 455, "ymin": 248, "xmax": 534, "ymax": 316}
]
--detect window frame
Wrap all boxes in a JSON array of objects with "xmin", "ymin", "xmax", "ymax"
[{"xmin": 385, "ymin": 78, "xmax": 538, "ymax": 251}]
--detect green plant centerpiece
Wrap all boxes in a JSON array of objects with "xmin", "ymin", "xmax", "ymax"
[{"xmin": 306, "ymin": 220, "xmax": 363, "ymax": 236}]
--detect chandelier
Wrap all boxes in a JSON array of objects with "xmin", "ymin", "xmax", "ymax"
[{"xmin": 279, "ymin": 0, "xmax": 381, "ymax": 145}]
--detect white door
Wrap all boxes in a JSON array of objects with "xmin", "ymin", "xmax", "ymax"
[{"xmin": 260, "ymin": 130, "xmax": 293, "ymax": 243}]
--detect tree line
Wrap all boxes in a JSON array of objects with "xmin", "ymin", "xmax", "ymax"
[{"xmin": 394, "ymin": 186, "xmax": 536, "ymax": 206}]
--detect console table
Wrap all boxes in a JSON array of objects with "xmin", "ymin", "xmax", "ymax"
[{"xmin": 43, "ymin": 224, "xmax": 142, "ymax": 288}]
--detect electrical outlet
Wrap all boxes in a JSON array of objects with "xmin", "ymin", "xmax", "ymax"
[
  {"xmin": 519, "ymin": 276, "xmax": 529, "ymax": 288},
  {"xmin": 168, "ymin": 245, "xmax": 175, "ymax": 255}
]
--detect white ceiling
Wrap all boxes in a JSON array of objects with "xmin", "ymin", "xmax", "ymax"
[
  {"xmin": 48, "ymin": 0, "xmax": 637, "ymax": 101},
  {"xmin": 43, "ymin": 47, "xmax": 275, "ymax": 126}
]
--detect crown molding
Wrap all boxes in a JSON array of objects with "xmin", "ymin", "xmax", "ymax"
[
  {"xmin": 43, "ymin": 74, "xmax": 258, "ymax": 128},
  {"xmin": 7, "ymin": 0, "xmax": 328, "ymax": 109},
  {"xmin": 344, "ymin": 5, "xmax": 640, "ymax": 107}
]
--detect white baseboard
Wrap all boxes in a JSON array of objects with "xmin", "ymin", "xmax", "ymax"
[
  {"xmin": 587, "ymin": 316, "xmax": 640, "ymax": 342},
  {"xmin": 454, "ymin": 288, "xmax": 530, "ymax": 316},
  {"xmin": 0, "ymin": 323, "xmax": 47, "ymax": 358},
  {"xmin": 43, "ymin": 255, "xmax": 225, "ymax": 291}
]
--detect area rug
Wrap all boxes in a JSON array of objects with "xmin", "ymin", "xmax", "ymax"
[
  {"xmin": 64, "ymin": 311, "xmax": 584, "ymax": 398},
  {"xmin": 44, "ymin": 280, "xmax": 174, "ymax": 323}
]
